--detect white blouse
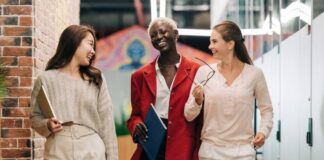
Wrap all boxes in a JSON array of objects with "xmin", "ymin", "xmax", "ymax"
[
  {"xmin": 184, "ymin": 63, "xmax": 273, "ymax": 145},
  {"xmin": 154, "ymin": 58, "xmax": 180, "ymax": 119}
]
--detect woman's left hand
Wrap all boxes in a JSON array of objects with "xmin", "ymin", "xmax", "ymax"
[
  {"xmin": 192, "ymin": 84, "xmax": 204, "ymax": 105},
  {"xmin": 252, "ymin": 132, "xmax": 265, "ymax": 149}
]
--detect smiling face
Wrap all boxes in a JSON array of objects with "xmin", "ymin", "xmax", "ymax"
[
  {"xmin": 208, "ymin": 29, "xmax": 234, "ymax": 61},
  {"xmin": 149, "ymin": 21, "xmax": 179, "ymax": 53},
  {"xmin": 73, "ymin": 32, "xmax": 95, "ymax": 66}
]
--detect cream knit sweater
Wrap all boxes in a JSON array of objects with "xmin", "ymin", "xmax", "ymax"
[{"xmin": 30, "ymin": 69, "xmax": 118, "ymax": 160}]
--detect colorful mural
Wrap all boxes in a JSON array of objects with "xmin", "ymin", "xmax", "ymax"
[{"xmin": 95, "ymin": 26, "xmax": 157, "ymax": 71}]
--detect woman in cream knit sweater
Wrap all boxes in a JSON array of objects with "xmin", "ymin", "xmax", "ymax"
[{"xmin": 30, "ymin": 25, "xmax": 118, "ymax": 160}]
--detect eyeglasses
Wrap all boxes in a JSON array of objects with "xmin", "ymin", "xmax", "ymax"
[{"xmin": 185, "ymin": 57, "xmax": 216, "ymax": 86}]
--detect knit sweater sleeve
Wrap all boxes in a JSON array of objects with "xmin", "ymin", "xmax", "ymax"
[
  {"xmin": 97, "ymin": 75, "xmax": 119, "ymax": 160},
  {"xmin": 30, "ymin": 76, "xmax": 52, "ymax": 137}
]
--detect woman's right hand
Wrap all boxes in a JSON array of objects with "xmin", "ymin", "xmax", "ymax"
[
  {"xmin": 47, "ymin": 117, "xmax": 63, "ymax": 133},
  {"xmin": 192, "ymin": 84, "xmax": 204, "ymax": 105},
  {"xmin": 132, "ymin": 122, "xmax": 148, "ymax": 143}
]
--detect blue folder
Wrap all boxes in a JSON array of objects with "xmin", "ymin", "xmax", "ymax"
[{"xmin": 138, "ymin": 104, "xmax": 167, "ymax": 160}]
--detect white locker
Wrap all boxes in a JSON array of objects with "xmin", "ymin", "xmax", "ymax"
[
  {"xmin": 280, "ymin": 25, "xmax": 311, "ymax": 160},
  {"xmin": 311, "ymin": 12, "xmax": 324, "ymax": 160},
  {"xmin": 255, "ymin": 47, "xmax": 281, "ymax": 160}
]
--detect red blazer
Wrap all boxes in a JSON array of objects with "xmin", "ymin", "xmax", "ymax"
[{"xmin": 127, "ymin": 56, "xmax": 202, "ymax": 160}]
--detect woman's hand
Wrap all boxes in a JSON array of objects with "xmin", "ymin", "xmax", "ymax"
[
  {"xmin": 252, "ymin": 132, "xmax": 265, "ymax": 149},
  {"xmin": 192, "ymin": 84, "xmax": 204, "ymax": 105},
  {"xmin": 47, "ymin": 117, "xmax": 63, "ymax": 133},
  {"xmin": 132, "ymin": 122, "xmax": 148, "ymax": 143}
]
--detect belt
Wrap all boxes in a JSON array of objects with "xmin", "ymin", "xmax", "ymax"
[
  {"xmin": 54, "ymin": 124, "xmax": 96, "ymax": 139},
  {"xmin": 61, "ymin": 121, "xmax": 74, "ymax": 126}
]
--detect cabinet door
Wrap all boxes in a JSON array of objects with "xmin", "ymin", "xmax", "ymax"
[
  {"xmin": 298, "ymin": 26, "xmax": 312, "ymax": 160},
  {"xmin": 311, "ymin": 12, "xmax": 324, "ymax": 160},
  {"xmin": 280, "ymin": 26, "xmax": 311, "ymax": 160},
  {"xmin": 255, "ymin": 47, "xmax": 281, "ymax": 160}
]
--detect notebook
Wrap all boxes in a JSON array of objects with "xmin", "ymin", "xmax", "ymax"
[
  {"xmin": 36, "ymin": 85, "xmax": 57, "ymax": 118},
  {"xmin": 36, "ymin": 85, "xmax": 73, "ymax": 125},
  {"xmin": 138, "ymin": 103, "xmax": 167, "ymax": 160}
]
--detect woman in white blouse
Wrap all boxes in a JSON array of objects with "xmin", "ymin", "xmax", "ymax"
[{"xmin": 184, "ymin": 21, "xmax": 273, "ymax": 160}]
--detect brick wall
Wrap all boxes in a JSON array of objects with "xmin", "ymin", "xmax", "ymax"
[{"xmin": 0, "ymin": 0, "xmax": 80, "ymax": 159}]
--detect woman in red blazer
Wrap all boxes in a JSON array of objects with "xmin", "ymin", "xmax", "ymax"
[{"xmin": 127, "ymin": 17, "xmax": 202, "ymax": 160}]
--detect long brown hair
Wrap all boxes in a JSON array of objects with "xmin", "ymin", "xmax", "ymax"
[
  {"xmin": 46, "ymin": 25, "xmax": 102, "ymax": 87},
  {"xmin": 213, "ymin": 21, "xmax": 253, "ymax": 65}
]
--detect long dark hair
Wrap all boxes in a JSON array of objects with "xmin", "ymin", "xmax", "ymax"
[
  {"xmin": 213, "ymin": 21, "xmax": 253, "ymax": 65},
  {"xmin": 46, "ymin": 25, "xmax": 102, "ymax": 87}
]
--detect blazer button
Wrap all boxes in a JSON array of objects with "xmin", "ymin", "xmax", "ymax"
[{"xmin": 168, "ymin": 121, "xmax": 172, "ymax": 125}]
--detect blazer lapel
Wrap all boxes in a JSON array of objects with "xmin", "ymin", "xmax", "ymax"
[
  {"xmin": 172, "ymin": 57, "xmax": 191, "ymax": 90},
  {"xmin": 143, "ymin": 60, "xmax": 157, "ymax": 97}
]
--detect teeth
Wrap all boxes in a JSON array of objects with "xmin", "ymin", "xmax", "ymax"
[{"xmin": 158, "ymin": 42, "xmax": 166, "ymax": 46}]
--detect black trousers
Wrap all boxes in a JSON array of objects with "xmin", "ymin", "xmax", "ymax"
[{"xmin": 140, "ymin": 118, "xmax": 168, "ymax": 160}]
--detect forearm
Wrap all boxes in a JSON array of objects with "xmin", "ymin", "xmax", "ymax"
[
  {"xmin": 128, "ymin": 75, "xmax": 144, "ymax": 135},
  {"xmin": 30, "ymin": 116, "xmax": 51, "ymax": 137},
  {"xmin": 127, "ymin": 115, "xmax": 143, "ymax": 135},
  {"xmin": 184, "ymin": 98, "xmax": 203, "ymax": 122},
  {"xmin": 259, "ymin": 104, "xmax": 273, "ymax": 138},
  {"xmin": 30, "ymin": 77, "xmax": 51, "ymax": 137},
  {"xmin": 98, "ymin": 101, "xmax": 118, "ymax": 159},
  {"xmin": 102, "ymin": 116, "xmax": 118, "ymax": 160}
]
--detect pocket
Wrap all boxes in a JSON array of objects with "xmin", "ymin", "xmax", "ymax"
[
  {"xmin": 198, "ymin": 142, "xmax": 209, "ymax": 158},
  {"xmin": 237, "ymin": 144, "xmax": 256, "ymax": 158},
  {"xmin": 82, "ymin": 133, "xmax": 106, "ymax": 160},
  {"xmin": 198, "ymin": 141, "xmax": 217, "ymax": 159},
  {"xmin": 44, "ymin": 136, "xmax": 56, "ymax": 158}
]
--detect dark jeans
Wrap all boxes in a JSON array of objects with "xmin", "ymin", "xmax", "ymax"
[{"xmin": 140, "ymin": 118, "xmax": 168, "ymax": 160}]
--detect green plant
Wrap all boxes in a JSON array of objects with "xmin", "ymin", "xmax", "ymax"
[{"xmin": 0, "ymin": 61, "xmax": 7, "ymax": 98}]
